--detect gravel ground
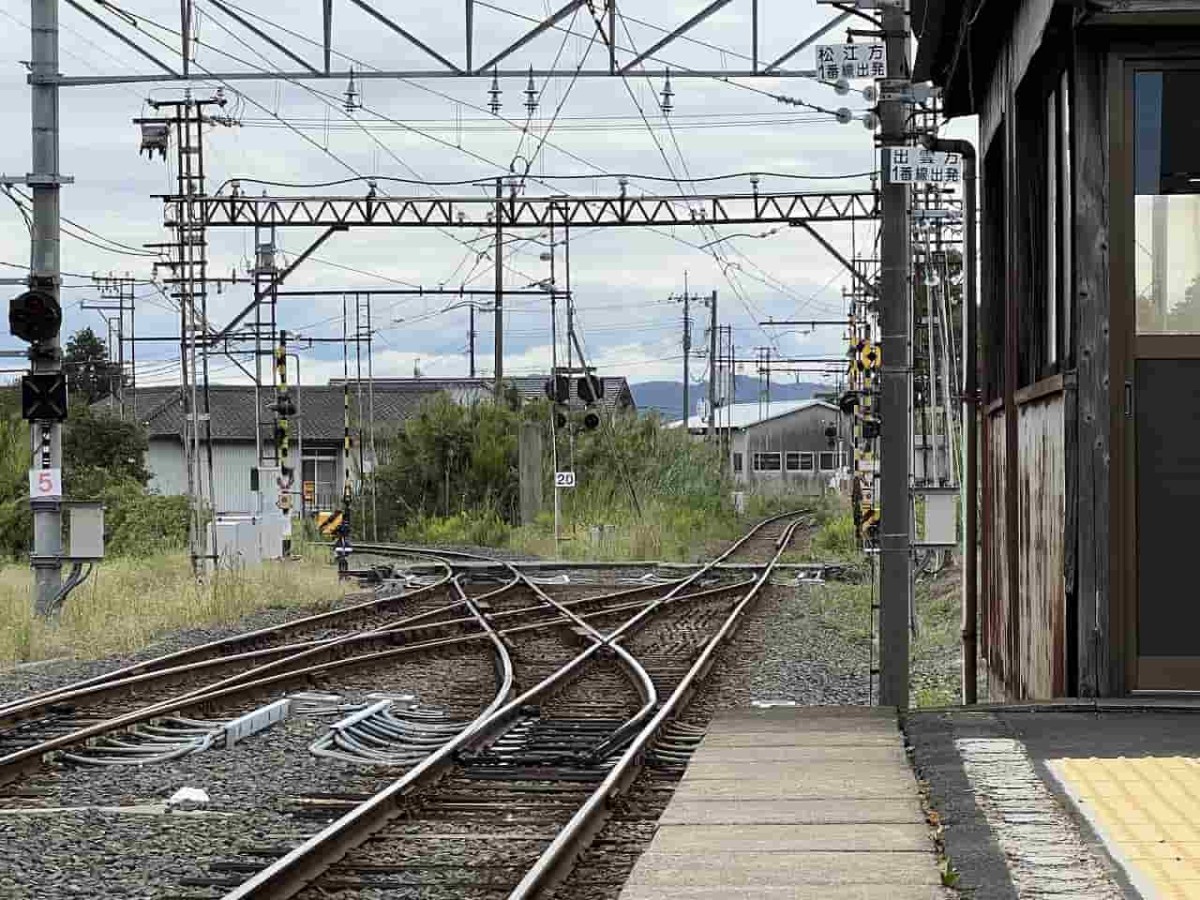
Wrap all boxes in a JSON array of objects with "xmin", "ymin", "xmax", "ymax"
[
  {"xmin": 0, "ymin": 537, "xmax": 961, "ymax": 900},
  {"xmin": 0, "ymin": 640, "xmax": 500, "ymax": 899}
]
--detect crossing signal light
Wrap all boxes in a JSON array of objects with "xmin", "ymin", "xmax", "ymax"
[
  {"xmin": 583, "ymin": 411, "xmax": 601, "ymax": 430},
  {"xmin": 838, "ymin": 391, "xmax": 858, "ymax": 415},
  {"xmin": 9, "ymin": 289, "xmax": 61, "ymax": 344},
  {"xmin": 577, "ymin": 374, "xmax": 604, "ymax": 405},
  {"xmin": 862, "ymin": 418, "xmax": 881, "ymax": 440},
  {"xmin": 554, "ymin": 411, "xmax": 567, "ymax": 430}
]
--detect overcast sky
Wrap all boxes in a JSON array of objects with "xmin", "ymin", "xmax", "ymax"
[{"xmin": 0, "ymin": 0, "xmax": 975, "ymax": 396}]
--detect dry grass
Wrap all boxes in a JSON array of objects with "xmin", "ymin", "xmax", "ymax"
[{"xmin": 0, "ymin": 552, "xmax": 349, "ymax": 666}]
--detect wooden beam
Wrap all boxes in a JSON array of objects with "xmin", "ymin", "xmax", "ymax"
[{"xmin": 1072, "ymin": 39, "xmax": 1112, "ymax": 697}]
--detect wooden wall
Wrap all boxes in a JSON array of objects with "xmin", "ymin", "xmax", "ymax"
[
  {"xmin": 985, "ymin": 407, "xmax": 1010, "ymax": 700},
  {"xmin": 1017, "ymin": 391, "xmax": 1067, "ymax": 697},
  {"xmin": 984, "ymin": 387, "xmax": 1067, "ymax": 700}
]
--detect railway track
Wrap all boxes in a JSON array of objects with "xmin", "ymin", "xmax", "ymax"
[
  {"xmin": 200, "ymin": 511, "xmax": 808, "ymax": 900},
  {"xmin": 0, "ymin": 513, "xmax": 809, "ymax": 899},
  {"xmin": 0, "ymin": 553, "xmax": 749, "ymax": 794}
]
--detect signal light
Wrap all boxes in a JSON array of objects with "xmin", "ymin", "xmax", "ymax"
[
  {"xmin": 577, "ymin": 374, "xmax": 604, "ymax": 405},
  {"xmin": 21, "ymin": 373, "xmax": 68, "ymax": 422},
  {"xmin": 544, "ymin": 374, "xmax": 569, "ymax": 404},
  {"xmin": 10, "ymin": 289, "xmax": 62, "ymax": 344},
  {"xmin": 583, "ymin": 411, "xmax": 601, "ymax": 430},
  {"xmin": 554, "ymin": 411, "xmax": 567, "ymax": 430}
]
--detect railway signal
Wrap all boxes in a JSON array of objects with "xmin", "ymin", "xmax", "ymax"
[{"xmin": 9, "ymin": 288, "xmax": 62, "ymax": 345}]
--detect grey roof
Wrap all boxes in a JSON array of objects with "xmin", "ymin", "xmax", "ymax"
[
  {"xmin": 110, "ymin": 374, "xmax": 635, "ymax": 443},
  {"xmin": 668, "ymin": 399, "xmax": 840, "ymax": 432},
  {"xmin": 108, "ymin": 383, "xmax": 452, "ymax": 443}
]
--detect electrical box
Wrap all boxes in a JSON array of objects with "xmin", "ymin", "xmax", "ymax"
[
  {"xmin": 67, "ymin": 502, "xmax": 104, "ymax": 560},
  {"xmin": 913, "ymin": 487, "xmax": 958, "ymax": 548}
]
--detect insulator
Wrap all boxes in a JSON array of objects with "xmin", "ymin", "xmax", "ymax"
[
  {"xmin": 524, "ymin": 67, "xmax": 538, "ymax": 115},
  {"xmin": 488, "ymin": 71, "xmax": 502, "ymax": 115},
  {"xmin": 343, "ymin": 68, "xmax": 360, "ymax": 114},
  {"xmin": 660, "ymin": 70, "xmax": 674, "ymax": 116}
]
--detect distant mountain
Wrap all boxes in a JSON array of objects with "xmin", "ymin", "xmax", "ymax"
[{"xmin": 632, "ymin": 375, "xmax": 827, "ymax": 419}]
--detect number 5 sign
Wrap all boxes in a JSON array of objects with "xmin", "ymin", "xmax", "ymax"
[{"xmin": 29, "ymin": 467, "xmax": 62, "ymax": 500}]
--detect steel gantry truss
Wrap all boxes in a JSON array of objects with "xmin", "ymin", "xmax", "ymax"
[
  {"xmin": 169, "ymin": 189, "xmax": 880, "ymax": 230},
  {"xmin": 51, "ymin": 0, "xmax": 853, "ymax": 87}
]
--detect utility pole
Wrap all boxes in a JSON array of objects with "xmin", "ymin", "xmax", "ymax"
[
  {"xmin": 672, "ymin": 276, "xmax": 697, "ymax": 424},
  {"xmin": 29, "ymin": 0, "xmax": 63, "ymax": 615},
  {"xmin": 878, "ymin": 0, "xmax": 913, "ymax": 710},
  {"xmin": 707, "ymin": 290, "xmax": 718, "ymax": 442},
  {"xmin": 680, "ymin": 294, "xmax": 691, "ymax": 423},
  {"xmin": 468, "ymin": 303, "xmax": 476, "ymax": 378},
  {"xmin": 494, "ymin": 176, "xmax": 504, "ymax": 399}
]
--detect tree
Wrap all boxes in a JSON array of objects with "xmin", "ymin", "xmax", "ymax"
[
  {"xmin": 63, "ymin": 406, "xmax": 150, "ymax": 499},
  {"xmin": 64, "ymin": 327, "xmax": 121, "ymax": 406}
]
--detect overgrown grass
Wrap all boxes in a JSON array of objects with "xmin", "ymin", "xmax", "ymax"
[{"xmin": 0, "ymin": 553, "xmax": 350, "ymax": 666}]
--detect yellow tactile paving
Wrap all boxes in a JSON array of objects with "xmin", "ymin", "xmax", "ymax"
[{"xmin": 1054, "ymin": 756, "xmax": 1200, "ymax": 899}]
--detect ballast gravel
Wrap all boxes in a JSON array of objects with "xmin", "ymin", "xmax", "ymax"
[{"xmin": 0, "ymin": 563, "xmax": 959, "ymax": 900}]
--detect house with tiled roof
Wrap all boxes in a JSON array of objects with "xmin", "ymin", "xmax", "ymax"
[{"xmin": 105, "ymin": 375, "xmax": 633, "ymax": 516}]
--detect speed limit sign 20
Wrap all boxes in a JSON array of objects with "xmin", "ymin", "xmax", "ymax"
[{"xmin": 555, "ymin": 471, "xmax": 576, "ymax": 489}]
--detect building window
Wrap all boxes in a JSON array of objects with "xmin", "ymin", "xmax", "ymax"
[
  {"xmin": 800, "ymin": 452, "xmax": 815, "ymax": 472},
  {"xmin": 785, "ymin": 452, "xmax": 802, "ymax": 471},
  {"xmin": 733, "ymin": 452, "xmax": 743, "ymax": 474},
  {"xmin": 752, "ymin": 452, "xmax": 782, "ymax": 472},
  {"xmin": 819, "ymin": 451, "xmax": 837, "ymax": 471}
]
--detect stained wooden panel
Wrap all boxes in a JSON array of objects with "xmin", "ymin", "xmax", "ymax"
[
  {"xmin": 985, "ymin": 408, "xmax": 1010, "ymax": 700},
  {"xmin": 1017, "ymin": 393, "xmax": 1067, "ymax": 698}
]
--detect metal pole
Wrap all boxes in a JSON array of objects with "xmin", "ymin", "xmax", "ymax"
[
  {"xmin": 927, "ymin": 135, "xmax": 978, "ymax": 704},
  {"xmin": 29, "ymin": 0, "xmax": 62, "ymax": 615},
  {"xmin": 708, "ymin": 290, "xmax": 717, "ymax": 442},
  {"xmin": 366, "ymin": 295, "xmax": 378, "ymax": 541},
  {"xmin": 128, "ymin": 276, "xmax": 136, "ymax": 414},
  {"xmin": 494, "ymin": 176, "xmax": 503, "ymax": 399},
  {"xmin": 468, "ymin": 302, "xmax": 476, "ymax": 378},
  {"xmin": 877, "ymin": 0, "xmax": 912, "ymax": 710},
  {"xmin": 549, "ymin": 219, "xmax": 560, "ymax": 554}
]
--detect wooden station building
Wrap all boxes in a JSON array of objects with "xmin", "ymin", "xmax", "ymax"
[{"xmin": 917, "ymin": 0, "xmax": 1200, "ymax": 698}]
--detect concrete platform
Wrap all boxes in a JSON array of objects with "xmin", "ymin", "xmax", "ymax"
[
  {"xmin": 906, "ymin": 707, "xmax": 1200, "ymax": 899},
  {"xmin": 619, "ymin": 706, "xmax": 952, "ymax": 900}
]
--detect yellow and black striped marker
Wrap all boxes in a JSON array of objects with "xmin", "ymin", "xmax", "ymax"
[{"xmin": 317, "ymin": 511, "xmax": 344, "ymax": 537}]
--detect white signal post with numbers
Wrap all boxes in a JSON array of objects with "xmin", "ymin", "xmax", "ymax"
[
  {"xmin": 814, "ymin": 43, "xmax": 887, "ymax": 82},
  {"xmin": 555, "ymin": 471, "xmax": 576, "ymax": 489},
  {"xmin": 882, "ymin": 147, "xmax": 964, "ymax": 185},
  {"xmin": 29, "ymin": 468, "xmax": 62, "ymax": 500}
]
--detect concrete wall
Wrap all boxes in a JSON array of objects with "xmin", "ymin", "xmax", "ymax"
[{"xmin": 729, "ymin": 406, "xmax": 849, "ymax": 495}]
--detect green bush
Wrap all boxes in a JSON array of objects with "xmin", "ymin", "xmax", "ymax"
[
  {"xmin": 396, "ymin": 508, "xmax": 510, "ymax": 548},
  {"xmin": 99, "ymin": 480, "xmax": 190, "ymax": 557},
  {"xmin": 812, "ymin": 513, "xmax": 859, "ymax": 559}
]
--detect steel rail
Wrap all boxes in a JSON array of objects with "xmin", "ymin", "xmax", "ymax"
[
  {"xmin": 0, "ymin": 558, "xmax": 456, "ymax": 719},
  {"xmin": 0, "ymin": 569, "xmax": 746, "ymax": 787},
  {"xmin": 220, "ymin": 513, "xmax": 802, "ymax": 900},
  {"xmin": 508, "ymin": 515, "xmax": 808, "ymax": 898}
]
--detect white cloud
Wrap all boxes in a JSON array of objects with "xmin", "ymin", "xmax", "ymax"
[{"xmin": 0, "ymin": 1, "xmax": 945, "ymax": 390}]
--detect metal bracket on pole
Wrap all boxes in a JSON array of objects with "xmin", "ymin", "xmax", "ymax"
[{"xmin": 0, "ymin": 174, "xmax": 74, "ymax": 186}]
